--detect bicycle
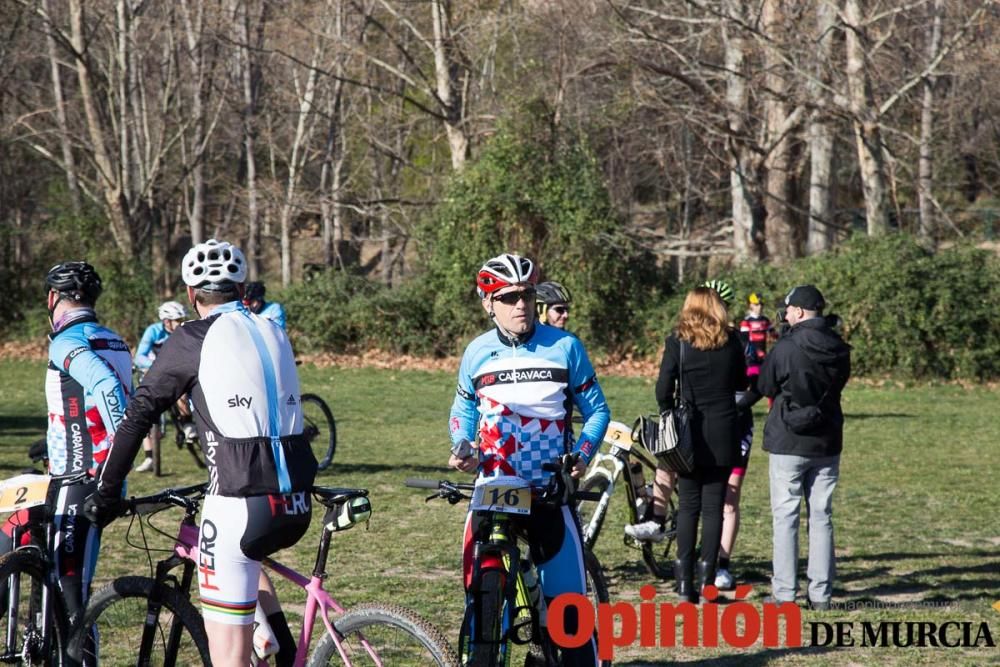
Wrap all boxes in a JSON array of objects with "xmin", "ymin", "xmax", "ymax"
[
  {"xmin": 575, "ymin": 420, "xmax": 679, "ymax": 580},
  {"xmin": 407, "ymin": 455, "xmax": 610, "ymax": 667},
  {"xmin": 0, "ymin": 471, "xmax": 92, "ymax": 666},
  {"xmin": 68, "ymin": 482, "xmax": 457, "ymax": 666},
  {"xmin": 300, "ymin": 393, "xmax": 337, "ymax": 471}
]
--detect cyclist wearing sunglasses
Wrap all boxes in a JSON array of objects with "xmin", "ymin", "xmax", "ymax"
[
  {"xmin": 448, "ymin": 253, "xmax": 610, "ymax": 666},
  {"xmin": 535, "ymin": 280, "xmax": 572, "ymax": 330}
]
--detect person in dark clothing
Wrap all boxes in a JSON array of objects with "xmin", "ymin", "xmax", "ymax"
[
  {"xmin": 758, "ymin": 284, "xmax": 851, "ymax": 610},
  {"xmin": 640, "ymin": 287, "xmax": 748, "ymax": 602}
]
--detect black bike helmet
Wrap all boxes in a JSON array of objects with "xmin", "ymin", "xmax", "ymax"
[
  {"xmin": 244, "ymin": 281, "xmax": 266, "ymax": 301},
  {"xmin": 535, "ymin": 281, "xmax": 572, "ymax": 306},
  {"xmin": 45, "ymin": 261, "xmax": 103, "ymax": 304}
]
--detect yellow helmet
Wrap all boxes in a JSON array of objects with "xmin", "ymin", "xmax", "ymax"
[{"xmin": 748, "ymin": 292, "xmax": 764, "ymax": 305}]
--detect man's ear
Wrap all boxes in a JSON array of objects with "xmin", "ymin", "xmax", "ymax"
[{"xmin": 186, "ymin": 286, "xmax": 198, "ymax": 317}]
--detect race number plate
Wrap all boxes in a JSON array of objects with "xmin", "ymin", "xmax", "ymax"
[
  {"xmin": 0, "ymin": 474, "xmax": 52, "ymax": 513},
  {"xmin": 470, "ymin": 476, "xmax": 531, "ymax": 515},
  {"xmin": 603, "ymin": 421, "xmax": 634, "ymax": 448}
]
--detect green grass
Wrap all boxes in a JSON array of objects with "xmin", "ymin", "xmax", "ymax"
[{"xmin": 1, "ymin": 359, "xmax": 998, "ymax": 665}]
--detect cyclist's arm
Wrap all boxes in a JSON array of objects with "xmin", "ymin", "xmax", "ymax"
[
  {"xmin": 133, "ymin": 323, "xmax": 158, "ymax": 370},
  {"xmin": 654, "ymin": 335, "xmax": 679, "ymax": 413},
  {"xmin": 51, "ymin": 336, "xmax": 129, "ymax": 436},
  {"xmin": 567, "ymin": 338, "xmax": 610, "ymax": 465},
  {"xmin": 99, "ymin": 327, "xmax": 198, "ymax": 491},
  {"xmin": 264, "ymin": 302, "xmax": 287, "ymax": 330},
  {"xmin": 448, "ymin": 349, "xmax": 478, "ymax": 451}
]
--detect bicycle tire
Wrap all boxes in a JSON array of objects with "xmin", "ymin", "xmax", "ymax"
[
  {"xmin": 583, "ymin": 549, "xmax": 609, "ymax": 608},
  {"xmin": 0, "ymin": 549, "xmax": 65, "ymax": 666},
  {"xmin": 640, "ymin": 496, "xmax": 678, "ymax": 580},
  {"xmin": 459, "ymin": 568, "xmax": 506, "ymax": 667},
  {"xmin": 576, "ymin": 476, "xmax": 610, "ymax": 550},
  {"xmin": 308, "ymin": 602, "xmax": 458, "ymax": 667},
  {"xmin": 71, "ymin": 576, "xmax": 211, "ymax": 667},
  {"xmin": 301, "ymin": 393, "xmax": 337, "ymax": 471}
]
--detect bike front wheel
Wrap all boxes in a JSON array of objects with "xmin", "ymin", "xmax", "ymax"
[
  {"xmin": 301, "ymin": 393, "xmax": 337, "ymax": 471},
  {"xmin": 0, "ymin": 549, "xmax": 65, "ymax": 666},
  {"xmin": 308, "ymin": 603, "xmax": 457, "ymax": 666},
  {"xmin": 72, "ymin": 575, "xmax": 211, "ymax": 666}
]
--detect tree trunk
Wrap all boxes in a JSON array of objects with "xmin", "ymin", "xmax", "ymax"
[
  {"xmin": 844, "ymin": 0, "xmax": 890, "ymax": 235},
  {"xmin": 69, "ymin": 0, "xmax": 134, "ymax": 257},
  {"xmin": 722, "ymin": 0, "xmax": 760, "ymax": 263},
  {"xmin": 41, "ymin": 0, "xmax": 81, "ymax": 215},
  {"xmin": 918, "ymin": 0, "xmax": 943, "ymax": 244},
  {"xmin": 762, "ymin": 0, "xmax": 797, "ymax": 263},
  {"xmin": 806, "ymin": 0, "xmax": 838, "ymax": 255},
  {"xmin": 179, "ymin": 0, "xmax": 208, "ymax": 244},
  {"xmin": 431, "ymin": 0, "xmax": 469, "ymax": 170},
  {"xmin": 235, "ymin": 0, "xmax": 262, "ymax": 278}
]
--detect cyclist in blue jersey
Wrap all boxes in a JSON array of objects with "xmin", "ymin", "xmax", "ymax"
[
  {"xmin": 449, "ymin": 253, "xmax": 610, "ymax": 666},
  {"xmin": 86, "ymin": 240, "xmax": 316, "ymax": 667},
  {"xmin": 133, "ymin": 300, "xmax": 190, "ymax": 472},
  {"xmin": 3, "ymin": 261, "xmax": 133, "ymax": 665},
  {"xmin": 243, "ymin": 281, "xmax": 287, "ymax": 330}
]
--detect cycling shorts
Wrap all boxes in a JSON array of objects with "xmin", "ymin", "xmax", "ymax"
[{"xmin": 197, "ymin": 492, "xmax": 312, "ymax": 625}]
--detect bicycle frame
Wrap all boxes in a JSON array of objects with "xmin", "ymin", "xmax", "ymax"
[{"xmin": 161, "ymin": 494, "xmax": 381, "ymax": 666}]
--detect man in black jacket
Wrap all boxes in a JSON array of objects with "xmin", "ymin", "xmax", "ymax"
[{"xmin": 758, "ymin": 285, "xmax": 851, "ymax": 610}]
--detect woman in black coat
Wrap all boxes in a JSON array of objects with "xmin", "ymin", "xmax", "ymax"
[{"xmin": 653, "ymin": 287, "xmax": 747, "ymax": 601}]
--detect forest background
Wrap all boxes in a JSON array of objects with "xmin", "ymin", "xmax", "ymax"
[{"xmin": 2, "ymin": 0, "xmax": 1000, "ymax": 379}]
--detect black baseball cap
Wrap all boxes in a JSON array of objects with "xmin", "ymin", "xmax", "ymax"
[{"xmin": 784, "ymin": 285, "xmax": 825, "ymax": 311}]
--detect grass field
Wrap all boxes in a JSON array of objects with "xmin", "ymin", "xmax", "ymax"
[{"xmin": 0, "ymin": 358, "xmax": 997, "ymax": 666}]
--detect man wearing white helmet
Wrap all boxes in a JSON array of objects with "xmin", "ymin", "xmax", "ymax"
[
  {"xmin": 86, "ymin": 239, "xmax": 317, "ymax": 667},
  {"xmin": 133, "ymin": 300, "xmax": 191, "ymax": 472},
  {"xmin": 448, "ymin": 253, "xmax": 610, "ymax": 666}
]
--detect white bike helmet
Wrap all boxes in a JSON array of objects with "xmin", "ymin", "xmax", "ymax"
[
  {"xmin": 181, "ymin": 239, "xmax": 247, "ymax": 288},
  {"xmin": 157, "ymin": 301, "xmax": 187, "ymax": 321},
  {"xmin": 476, "ymin": 253, "xmax": 536, "ymax": 297}
]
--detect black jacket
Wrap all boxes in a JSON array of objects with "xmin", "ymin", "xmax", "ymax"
[
  {"xmin": 655, "ymin": 332, "xmax": 748, "ymax": 469},
  {"xmin": 758, "ymin": 317, "xmax": 852, "ymax": 457}
]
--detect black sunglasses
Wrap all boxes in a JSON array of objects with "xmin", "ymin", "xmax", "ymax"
[
  {"xmin": 550, "ymin": 305, "xmax": 569, "ymax": 315},
  {"xmin": 493, "ymin": 289, "xmax": 535, "ymax": 305}
]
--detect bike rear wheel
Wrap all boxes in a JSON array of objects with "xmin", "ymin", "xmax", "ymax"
[
  {"xmin": 301, "ymin": 393, "xmax": 337, "ymax": 471},
  {"xmin": 308, "ymin": 603, "xmax": 457, "ymax": 666},
  {"xmin": 0, "ymin": 549, "xmax": 65, "ymax": 666},
  {"xmin": 640, "ymin": 496, "xmax": 678, "ymax": 579},
  {"xmin": 72, "ymin": 575, "xmax": 211, "ymax": 666}
]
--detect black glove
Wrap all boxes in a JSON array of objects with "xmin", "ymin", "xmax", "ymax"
[{"xmin": 83, "ymin": 486, "xmax": 124, "ymax": 529}]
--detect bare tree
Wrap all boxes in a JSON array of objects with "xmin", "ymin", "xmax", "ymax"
[
  {"xmin": 917, "ymin": 0, "xmax": 944, "ymax": 243},
  {"xmin": 806, "ymin": 0, "xmax": 839, "ymax": 254}
]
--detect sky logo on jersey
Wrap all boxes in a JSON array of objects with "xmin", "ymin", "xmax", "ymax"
[{"xmin": 227, "ymin": 394, "xmax": 253, "ymax": 409}]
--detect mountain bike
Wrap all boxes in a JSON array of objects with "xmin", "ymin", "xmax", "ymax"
[
  {"xmin": 68, "ymin": 482, "xmax": 457, "ymax": 666},
  {"xmin": 0, "ymin": 471, "xmax": 92, "ymax": 666},
  {"xmin": 407, "ymin": 456, "xmax": 610, "ymax": 667},
  {"xmin": 576, "ymin": 420, "xmax": 679, "ymax": 580}
]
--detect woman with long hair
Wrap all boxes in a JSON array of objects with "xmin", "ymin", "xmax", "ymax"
[{"xmin": 653, "ymin": 286, "xmax": 747, "ymax": 601}]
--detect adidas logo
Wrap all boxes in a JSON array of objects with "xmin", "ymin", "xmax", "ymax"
[{"xmin": 286, "ymin": 395, "xmax": 297, "ymax": 405}]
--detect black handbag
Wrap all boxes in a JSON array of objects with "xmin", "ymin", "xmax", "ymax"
[{"xmin": 652, "ymin": 340, "xmax": 695, "ymax": 474}]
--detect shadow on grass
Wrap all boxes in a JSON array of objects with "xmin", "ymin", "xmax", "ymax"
[
  {"xmin": 614, "ymin": 645, "xmax": 838, "ymax": 666},
  {"xmin": 843, "ymin": 412, "xmax": 913, "ymax": 420},
  {"xmin": 0, "ymin": 414, "xmax": 46, "ymax": 438}
]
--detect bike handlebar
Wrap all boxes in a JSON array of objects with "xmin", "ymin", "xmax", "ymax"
[{"xmin": 121, "ymin": 482, "xmax": 208, "ymax": 517}]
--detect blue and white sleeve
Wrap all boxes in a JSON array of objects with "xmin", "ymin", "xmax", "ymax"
[
  {"xmin": 134, "ymin": 324, "xmax": 157, "ymax": 370},
  {"xmin": 448, "ymin": 349, "xmax": 478, "ymax": 450},
  {"xmin": 51, "ymin": 336, "xmax": 129, "ymax": 435},
  {"xmin": 568, "ymin": 339, "xmax": 610, "ymax": 464}
]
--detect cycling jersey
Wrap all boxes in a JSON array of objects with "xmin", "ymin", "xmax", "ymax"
[
  {"xmin": 46, "ymin": 310, "xmax": 133, "ymax": 475},
  {"xmin": 258, "ymin": 301, "xmax": 287, "ymax": 330},
  {"xmin": 134, "ymin": 321, "xmax": 170, "ymax": 370},
  {"xmin": 740, "ymin": 314, "xmax": 772, "ymax": 366},
  {"xmin": 101, "ymin": 300, "xmax": 317, "ymax": 497},
  {"xmin": 449, "ymin": 324, "xmax": 610, "ymax": 486}
]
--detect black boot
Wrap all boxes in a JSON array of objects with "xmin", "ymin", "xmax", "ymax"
[
  {"xmin": 673, "ymin": 559, "xmax": 698, "ymax": 603},
  {"xmin": 696, "ymin": 559, "xmax": 716, "ymax": 599}
]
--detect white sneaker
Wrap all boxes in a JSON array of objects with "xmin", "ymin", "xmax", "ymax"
[
  {"xmin": 181, "ymin": 422, "xmax": 198, "ymax": 442},
  {"xmin": 715, "ymin": 568, "xmax": 735, "ymax": 590},
  {"xmin": 134, "ymin": 458, "xmax": 154, "ymax": 473},
  {"xmin": 624, "ymin": 520, "xmax": 667, "ymax": 543}
]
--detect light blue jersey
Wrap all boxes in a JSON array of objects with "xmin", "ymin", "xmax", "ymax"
[
  {"xmin": 449, "ymin": 324, "xmax": 610, "ymax": 486},
  {"xmin": 134, "ymin": 321, "xmax": 170, "ymax": 370},
  {"xmin": 258, "ymin": 301, "xmax": 286, "ymax": 330}
]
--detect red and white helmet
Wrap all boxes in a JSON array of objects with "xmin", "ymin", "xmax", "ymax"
[{"xmin": 477, "ymin": 253, "xmax": 537, "ymax": 297}]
